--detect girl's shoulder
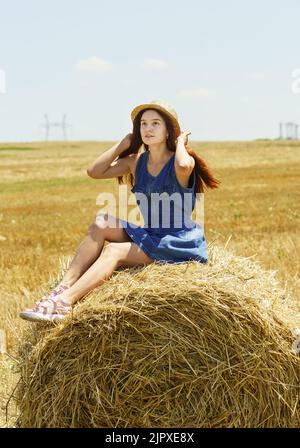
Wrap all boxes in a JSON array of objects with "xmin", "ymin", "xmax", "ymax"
[{"xmin": 128, "ymin": 151, "xmax": 145, "ymax": 178}]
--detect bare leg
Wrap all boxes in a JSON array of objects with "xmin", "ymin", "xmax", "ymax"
[
  {"xmin": 58, "ymin": 214, "xmax": 132, "ymax": 287},
  {"xmin": 19, "ymin": 224, "xmax": 153, "ymax": 323},
  {"xmin": 59, "ymin": 241, "xmax": 153, "ymax": 305}
]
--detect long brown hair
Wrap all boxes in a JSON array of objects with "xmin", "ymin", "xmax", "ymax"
[{"xmin": 116, "ymin": 108, "xmax": 220, "ymax": 193}]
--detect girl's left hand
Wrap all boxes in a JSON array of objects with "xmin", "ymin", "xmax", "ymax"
[{"xmin": 176, "ymin": 130, "xmax": 192, "ymax": 145}]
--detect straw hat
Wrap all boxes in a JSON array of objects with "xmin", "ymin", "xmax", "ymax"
[{"xmin": 130, "ymin": 100, "xmax": 181, "ymax": 138}]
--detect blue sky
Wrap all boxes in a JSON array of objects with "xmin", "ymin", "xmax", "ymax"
[{"xmin": 0, "ymin": 0, "xmax": 299, "ymax": 142}]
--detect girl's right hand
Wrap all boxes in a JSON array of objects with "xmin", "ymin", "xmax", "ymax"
[{"xmin": 119, "ymin": 133, "xmax": 133, "ymax": 151}]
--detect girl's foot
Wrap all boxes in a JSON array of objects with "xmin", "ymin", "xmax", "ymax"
[
  {"xmin": 31, "ymin": 283, "xmax": 70, "ymax": 309},
  {"xmin": 19, "ymin": 296, "xmax": 72, "ymax": 323}
]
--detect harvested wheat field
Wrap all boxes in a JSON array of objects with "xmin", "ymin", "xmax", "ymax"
[
  {"xmin": 15, "ymin": 244, "xmax": 300, "ymax": 428},
  {"xmin": 1, "ymin": 139, "xmax": 299, "ymax": 427}
]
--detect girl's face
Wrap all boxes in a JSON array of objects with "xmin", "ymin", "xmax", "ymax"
[{"xmin": 140, "ymin": 110, "xmax": 168, "ymax": 145}]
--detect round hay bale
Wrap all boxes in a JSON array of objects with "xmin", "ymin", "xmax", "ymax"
[{"xmin": 15, "ymin": 244, "xmax": 300, "ymax": 428}]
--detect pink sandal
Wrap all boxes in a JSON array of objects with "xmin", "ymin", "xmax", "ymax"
[
  {"xmin": 20, "ymin": 296, "xmax": 72, "ymax": 323},
  {"xmin": 20, "ymin": 284, "xmax": 71, "ymax": 323},
  {"xmin": 32, "ymin": 284, "xmax": 69, "ymax": 309}
]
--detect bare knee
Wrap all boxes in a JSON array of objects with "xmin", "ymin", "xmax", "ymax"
[
  {"xmin": 94, "ymin": 213, "xmax": 111, "ymax": 229},
  {"xmin": 101, "ymin": 242, "xmax": 126, "ymax": 267},
  {"xmin": 87, "ymin": 213, "xmax": 110, "ymax": 237},
  {"xmin": 93, "ymin": 213, "xmax": 122, "ymax": 230}
]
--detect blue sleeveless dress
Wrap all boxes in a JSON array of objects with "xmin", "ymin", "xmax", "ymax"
[{"xmin": 119, "ymin": 150, "xmax": 208, "ymax": 264}]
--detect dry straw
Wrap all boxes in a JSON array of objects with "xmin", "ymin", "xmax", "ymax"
[{"xmin": 14, "ymin": 243, "xmax": 300, "ymax": 428}]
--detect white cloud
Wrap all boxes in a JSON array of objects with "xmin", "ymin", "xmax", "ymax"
[
  {"xmin": 142, "ymin": 58, "xmax": 168, "ymax": 70},
  {"xmin": 177, "ymin": 88, "xmax": 217, "ymax": 99},
  {"xmin": 76, "ymin": 57, "xmax": 113, "ymax": 73}
]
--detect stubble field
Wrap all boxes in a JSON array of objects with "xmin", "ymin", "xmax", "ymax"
[{"xmin": 0, "ymin": 139, "xmax": 299, "ymax": 426}]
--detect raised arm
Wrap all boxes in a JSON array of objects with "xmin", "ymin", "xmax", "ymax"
[{"xmin": 87, "ymin": 134, "xmax": 132, "ymax": 179}]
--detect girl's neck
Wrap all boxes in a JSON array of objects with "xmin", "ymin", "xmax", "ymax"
[{"xmin": 147, "ymin": 148, "xmax": 173, "ymax": 165}]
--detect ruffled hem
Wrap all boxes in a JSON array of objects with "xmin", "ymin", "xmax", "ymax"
[{"xmin": 119, "ymin": 219, "xmax": 208, "ymax": 265}]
